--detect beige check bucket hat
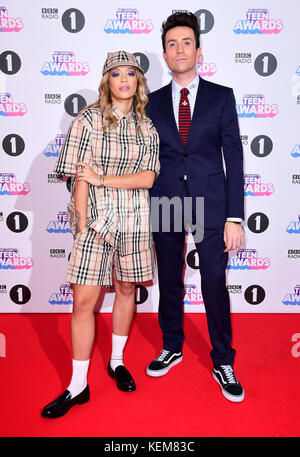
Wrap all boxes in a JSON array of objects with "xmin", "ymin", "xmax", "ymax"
[{"xmin": 102, "ymin": 50, "xmax": 144, "ymax": 75}]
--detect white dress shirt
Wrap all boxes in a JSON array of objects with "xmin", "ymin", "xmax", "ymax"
[
  {"xmin": 171, "ymin": 75, "xmax": 242, "ymax": 223},
  {"xmin": 171, "ymin": 75, "xmax": 199, "ymax": 127}
]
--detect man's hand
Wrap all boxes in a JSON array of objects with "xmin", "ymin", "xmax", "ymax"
[{"xmin": 223, "ymin": 221, "xmax": 244, "ymax": 252}]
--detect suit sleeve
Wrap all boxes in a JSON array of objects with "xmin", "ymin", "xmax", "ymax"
[
  {"xmin": 54, "ymin": 116, "xmax": 92, "ymax": 176},
  {"xmin": 221, "ymin": 89, "xmax": 244, "ymax": 220}
]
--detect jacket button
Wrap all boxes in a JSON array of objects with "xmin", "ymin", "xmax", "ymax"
[
  {"xmin": 184, "ymin": 153, "xmax": 188, "ymax": 157},
  {"xmin": 179, "ymin": 177, "xmax": 183, "ymax": 182}
]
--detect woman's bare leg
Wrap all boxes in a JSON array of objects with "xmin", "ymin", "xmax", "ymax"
[
  {"xmin": 71, "ymin": 283, "xmax": 101, "ymax": 360},
  {"xmin": 109, "ymin": 280, "xmax": 136, "ymax": 370},
  {"xmin": 112, "ymin": 280, "xmax": 136, "ymax": 336}
]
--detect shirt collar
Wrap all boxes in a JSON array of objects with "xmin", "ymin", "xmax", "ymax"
[
  {"xmin": 172, "ymin": 74, "xmax": 199, "ymax": 99},
  {"xmin": 112, "ymin": 103, "xmax": 134, "ymax": 122}
]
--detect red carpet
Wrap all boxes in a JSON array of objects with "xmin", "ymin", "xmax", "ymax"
[{"xmin": 0, "ymin": 313, "xmax": 299, "ymax": 437}]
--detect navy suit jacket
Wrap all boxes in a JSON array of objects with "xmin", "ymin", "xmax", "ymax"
[{"xmin": 146, "ymin": 77, "xmax": 244, "ymax": 229}]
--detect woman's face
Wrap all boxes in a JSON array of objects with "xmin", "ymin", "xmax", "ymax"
[{"xmin": 109, "ymin": 66, "xmax": 138, "ymax": 104}]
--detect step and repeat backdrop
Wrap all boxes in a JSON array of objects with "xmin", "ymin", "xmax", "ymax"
[{"xmin": 1, "ymin": 0, "xmax": 299, "ymax": 313}]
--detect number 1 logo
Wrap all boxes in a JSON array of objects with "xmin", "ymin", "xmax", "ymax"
[
  {"xmin": 61, "ymin": 8, "xmax": 85, "ymax": 33},
  {"xmin": 10, "ymin": 284, "xmax": 31, "ymax": 305}
]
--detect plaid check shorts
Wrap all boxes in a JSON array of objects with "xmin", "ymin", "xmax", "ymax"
[{"xmin": 66, "ymin": 227, "xmax": 155, "ymax": 287}]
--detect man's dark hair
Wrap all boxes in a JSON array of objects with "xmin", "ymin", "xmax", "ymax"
[{"xmin": 161, "ymin": 12, "xmax": 200, "ymax": 52}]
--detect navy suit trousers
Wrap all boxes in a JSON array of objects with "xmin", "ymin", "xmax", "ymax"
[{"xmin": 153, "ymin": 182, "xmax": 236, "ymax": 366}]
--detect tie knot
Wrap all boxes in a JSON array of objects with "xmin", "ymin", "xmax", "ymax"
[{"xmin": 180, "ymin": 88, "xmax": 189, "ymax": 97}]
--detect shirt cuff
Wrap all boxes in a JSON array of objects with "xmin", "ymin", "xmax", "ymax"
[{"xmin": 226, "ymin": 217, "xmax": 243, "ymax": 223}]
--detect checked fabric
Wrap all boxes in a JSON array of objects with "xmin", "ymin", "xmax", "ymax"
[{"xmin": 178, "ymin": 88, "xmax": 191, "ymax": 146}]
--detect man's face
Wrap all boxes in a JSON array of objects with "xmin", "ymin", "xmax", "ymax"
[{"xmin": 163, "ymin": 26, "xmax": 201, "ymax": 75}]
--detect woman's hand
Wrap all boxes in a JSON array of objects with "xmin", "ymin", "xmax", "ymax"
[{"xmin": 75, "ymin": 162, "xmax": 99, "ymax": 187}]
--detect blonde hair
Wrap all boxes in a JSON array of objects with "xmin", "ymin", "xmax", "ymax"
[{"xmin": 86, "ymin": 68, "xmax": 149, "ymax": 133}]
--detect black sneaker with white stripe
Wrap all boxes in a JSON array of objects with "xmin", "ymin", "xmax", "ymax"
[
  {"xmin": 147, "ymin": 349, "xmax": 183, "ymax": 377},
  {"xmin": 213, "ymin": 365, "xmax": 244, "ymax": 402}
]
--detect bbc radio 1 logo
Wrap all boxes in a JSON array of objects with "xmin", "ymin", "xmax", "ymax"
[
  {"xmin": 0, "ymin": 173, "xmax": 30, "ymax": 196},
  {"xmin": 282, "ymin": 285, "xmax": 300, "ymax": 306},
  {"xmin": 0, "ymin": 6, "xmax": 23, "ymax": 32},
  {"xmin": 41, "ymin": 8, "xmax": 58, "ymax": 20},
  {"xmin": 49, "ymin": 283, "xmax": 73, "ymax": 305},
  {"xmin": 244, "ymin": 285, "xmax": 265, "ymax": 305},
  {"xmin": 244, "ymin": 174, "xmax": 274, "ymax": 197},
  {"xmin": 104, "ymin": 8, "xmax": 153, "ymax": 34},
  {"xmin": 194, "ymin": 9, "xmax": 214, "ymax": 34},
  {"xmin": 0, "ymin": 51, "xmax": 21, "ymax": 75},
  {"xmin": 46, "ymin": 211, "xmax": 71, "ymax": 233},
  {"xmin": 172, "ymin": 9, "xmax": 215, "ymax": 34},
  {"xmin": 0, "ymin": 248, "xmax": 33, "ymax": 270},
  {"xmin": 41, "ymin": 51, "xmax": 90, "ymax": 76},
  {"xmin": 183, "ymin": 284, "xmax": 204, "ymax": 306},
  {"xmin": 234, "ymin": 52, "xmax": 277, "ymax": 77},
  {"xmin": 45, "ymin": 93, "xmax": 61, "ymax": 105},
  {"xmin": 0, "ymin": 93, "xmax": 27, "ymax": 117},
  {"xmin": 44, "ymin": 92, "xmax": 87, "ymax": 116},
  {"xmin": 287, "ymin": 249, "xmax": 300, "ymax": 259},
  {"xmin": 247, "ymin": 212, "xmax": 269, "ymax": 234},
  {"xmin": 286, "ymin": 215, "xmax": 300, "ymax": 234},
  {"xmin": 64, "ymin": 94, "xmax": 87, "ymax": 117},
  {"xmin": 135, "ymin": 285, "xmax": 148, "ymax": 305},
  {"xmin": 292, "ymin": 174, "xmax": 300, "ymax": 185},
  {"xmin": 2, "ymin": 134, "xmax": 25, "ymax": 157},
  {"xmin": 291, "ymin": 145, "xmax": 300, "ymax": 158},
  {"xmin": 227, "ymin": 249, "xmax": 270, "ymax": 271},
  {"xmin": 10, "ymin": 284, "xmax": 31, "ymax": 305},
  {"xmin": 250, "ymin": 135, "xmax": 273, "ymax": 158},
  {"xmin": 61, "ymin": 9, "xmax": 85, "ymax": 33},
  {"xmin": 6, "ymin": 211, "xmax": 29, "ymax": 233},
  {"xmin": 227, "ymin": 285, "xmax": 243, "ymax": 295},
  {"xmin": 44, "ymin": 134, "xmax": 66, "ymax": 157},
  {"xmin": 48, "ymin": 173, "xmax": 64, "ymax": 184},
  {"xmin": 233, "ymin": 9, "xmax": 283, "ymax": 35},
  {"xmin": 237, "ymin": 94, "xmax": 279, "ymax": 118},
  {"xmin": 50, "ymin": 249, "xmax": 66, "ymax": 259},
  {"xmin": 133, "ymin": 53, "xmax": 149, "ymax": 74}
]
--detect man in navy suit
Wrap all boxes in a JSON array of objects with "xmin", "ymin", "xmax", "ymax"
[{"xmin": 146, "ymin": 12, "xmax": 245, "ymax": 402}]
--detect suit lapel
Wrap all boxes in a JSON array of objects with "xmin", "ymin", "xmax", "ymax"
[
  {"xmin": 159, "ymin": 78, "xmax": 211, "ymax": 150},
  {"xmin": 186, "ymin": 77, "xmax": 210, "ymax": 147},
  {"xmin": 160, "ymin": 82, "xmax": 184, "ymax": 149}
]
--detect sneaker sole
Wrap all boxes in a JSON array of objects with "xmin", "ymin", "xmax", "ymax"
[
  {"xmin": 212, "ymin": 372, "xmax": 245, "ymax": 403},
  {"xmin": 146, "ymin": 356, "xmax": 183, "ymax": 377}
]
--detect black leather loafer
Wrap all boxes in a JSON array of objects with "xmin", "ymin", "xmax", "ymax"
[
  {"xmin": 41, "ymin": 385, "xmax": 90, "ymax": 418},
  {"xmin": 107, "ymin": 363, "xmax": 136, "ymax": 392}
]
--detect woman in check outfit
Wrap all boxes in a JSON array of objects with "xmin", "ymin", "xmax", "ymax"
[{"xmin": 41, "ymin": 51, "xmax": 160, "ymax": 418}]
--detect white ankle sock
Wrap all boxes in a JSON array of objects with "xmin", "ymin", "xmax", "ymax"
[
  {"xmin": 67, "ymin": 359, "xmax": 90, "ymax": 398},
  {"xmin": 110, "ymin": 334, "xmax": 128, "ymax": 371}
]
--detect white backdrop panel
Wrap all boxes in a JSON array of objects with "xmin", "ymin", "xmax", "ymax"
[{"xmin": 0, "ymin": 0, "xmax": 299, "ymax": 313}]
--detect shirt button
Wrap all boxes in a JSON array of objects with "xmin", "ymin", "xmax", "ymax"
[{"xmin": 184, "ymin": 153, "xmax": 188, "ymax": 157}]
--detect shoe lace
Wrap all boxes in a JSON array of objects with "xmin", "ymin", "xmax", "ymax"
[
  {"xmin": 220, "ymin": 365, "xmax": 237, "ymax": 384},
  {"xmin": 156, "ymin": 349, "xmax": 170, "ymax": 362}
]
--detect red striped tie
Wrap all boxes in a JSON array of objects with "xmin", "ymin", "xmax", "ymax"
[{"xmin": 178, "ymin": 88, "xmax": 191, "ymax": 147}]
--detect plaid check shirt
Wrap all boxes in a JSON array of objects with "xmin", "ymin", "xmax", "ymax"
[{"xmin": 54, "ymin": 105, "xmax": 160, "ymax": 256}]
